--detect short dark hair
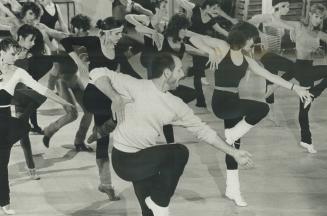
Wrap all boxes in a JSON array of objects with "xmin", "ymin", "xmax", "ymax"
[
  {"xmin": 148, "ymin": 52, "xmax": 176, "ymax": 79},
  {"xmin": 71, "ymin": 14, "xmax": 91, "ymax": 32},
  {"xmin": 227, "ymin": 21, "xmax": 259, "ymax": 50},
  {"xmin": 20, "ymin": 2, "xmax": 42, "ymax": 19},
  {"xmin": 0, "ymin": 38, "xmax": 20, "ymax": 52},
  {"xmin": 201, "ymin": 0, "xmax": 222, "ymax": 9},
  {"xmin": 96, "ymin": 17, "xmax": 123, "ymax": 30},
  {"xmin": 165, "ymin": 13, "xmax": 190, "ymax": 42},
  {"xmin": 17, "ymin": 24, "xmax": 45, "ymax": 55}
]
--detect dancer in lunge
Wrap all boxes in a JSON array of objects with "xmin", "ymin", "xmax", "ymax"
[
  {"xmin": 42, "ymin": 14, "xmax": 94, "ymax": 152},
  {"xmin": 0, "ymin": 38, "xmax": 72, "ymax": 215},
  {"xmin": 88, "ymin": 52, "xmax": 254, "ymax": 216},
  {"xmin": 189, "ymin": 22, "xmax": 311, "ymax": 206}
]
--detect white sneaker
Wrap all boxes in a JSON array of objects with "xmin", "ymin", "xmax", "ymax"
[
  {"xmin": 225, "ymin": 190, "xmax": 248, "ymax": 207},
  {"xmin": 304, "ymin": 97, "xmax": 313, "ymax": 109},
  {"xmin": 145, "ymin": 197, "xmax": 169, "ymax": 216},
  {"xmin": 1, "ymin": 205, "xmax": 15, "ymax": 215},
  {"xmin": 299, "ymin": 142, "xmax": 317, "ymax": 154},
  {"xmin": 201, "ymin": 77, "xmax": 209, "ymax": 85}
]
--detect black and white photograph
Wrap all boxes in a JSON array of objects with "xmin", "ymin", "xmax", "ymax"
[{"xmin": 0, "ymin": 0, "xmax": 327, "ymax": 215}]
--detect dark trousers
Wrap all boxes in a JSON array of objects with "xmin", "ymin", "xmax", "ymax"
[
  {"xmin": 112, "ymin": 144, "xmax": 189, "ymax": 216},
  {"xmin": 13, "ymin": 88, "xmax": 46, "ymax": 169},
  {"xmin": 163, "ymin": 85, "xmax": 197, "ymax": 143},
  {"xmin": 211, "ymin": 90, "xmax": 269, "ymax": 169},
  {"xmin": 83, "ymin": 84, "xmax": 113, "ymax": 159},
  {"xmin": 294, "ymin": 60, "xmax": 327, "ymax": 144},
  {"xmin": 192, "ymin": 55, "xmax": 207, "ymax": 106},
  {"xmin": 260, "ymin": 52, "xmax": 295, "ymax": 104},
  {"xmin": 0, "ymin": 108, "xmax": 30, "ymax": 207}
]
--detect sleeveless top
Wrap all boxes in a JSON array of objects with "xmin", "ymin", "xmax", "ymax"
[
  {"xmin": 161, "ymin": 38, "xmax": 186, "ymax": 59},
  {"xmin": 215, "ymin": 50, "xmax": 249, "ymax": 88},
  {"xmin": 0, "ymin": 89, "xmax": 12, "ymax": 106},
  {"xmin": 40, "ymin": 4, "xmax": 59, "ymax": 29}
]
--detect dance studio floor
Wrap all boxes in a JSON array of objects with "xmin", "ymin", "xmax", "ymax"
[{"xmin": 7, "ymin": 55, "xmax": 327, "ymax": 216}]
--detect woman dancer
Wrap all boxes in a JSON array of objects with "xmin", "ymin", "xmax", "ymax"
[
  {"xmin": 188, "ymin": 0, "xmax": 237, "ymax": 107},
  {"xmin": 190, "ymin": 22, "xmax": 311, "ymax": 206},
  {"xmin": 0, "ymin": 38, "xmax": 72, "ymax": 215},
  {"xmin": 274, "ymin": 4, "xmax": 327, "ymax": 153},
  {"xmin": 60, "ymin": 17, "xmax": 141, "ymax": 200},
  {"xmin": 253, "ymin": 3, "xmax": 327, "ymax": 153}
]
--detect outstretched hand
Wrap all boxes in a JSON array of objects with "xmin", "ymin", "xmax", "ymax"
[
  {"xmin": 111, "ymin": 96, "xmax": 134, "ymax": 124},
  {"xmin": 293, "ymin": 85, "xmax": 313, "ymax": 102},
  {"xmin": 206, "ymin": 48, "xmax": 220, "ymax": 71},
  {"xmin": 233, "ymin": 150, "xmax": 254, "ymax": 169}
]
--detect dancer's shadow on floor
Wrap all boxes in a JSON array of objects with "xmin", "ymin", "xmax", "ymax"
[
  {"xmin": 69, "ymin": 187, "xmax": 136, "ymax": 216},
  {"xmin": 10, "ymin": 148, "xmax": 94, "ymax": 185}
]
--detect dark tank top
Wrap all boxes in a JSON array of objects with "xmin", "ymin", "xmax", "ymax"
[
  {"xmin": 215, "ymin": 50, "xmax": 248, "ymax": 87},
  {"xmin": 0, "ymin": 89, "xmax": 12, "ymax": 106},
  {"xmin": 161, "ymin": 38, "xmax": 185, "ymax": 59},
  {"xmin": 40, "ymin": 4, "xmax": 59, "ymax": 29}
]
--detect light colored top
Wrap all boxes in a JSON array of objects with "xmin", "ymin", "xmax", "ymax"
[
  {"xmin": 89, "ymin": 68, "xmax": 219, "ymax": 153},
  {"xmin": 0, "ymin": 67, "xmax": 47, "ymax": 96},
  {"xmin": 295, "ymin": 24, "xmax": 320, "ymax": 59}
]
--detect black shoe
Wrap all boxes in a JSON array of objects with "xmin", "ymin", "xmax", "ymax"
[
  {"xmin": 30, "ymin": 126, "xmax": 44, "ymax": 135},
  {"xmin": 75, "ymin": 143, "xmax": 93, "ymax": 152},
  {"xmin": 43, "ymin": 136, "xmax": 50, "ymax": 148}
]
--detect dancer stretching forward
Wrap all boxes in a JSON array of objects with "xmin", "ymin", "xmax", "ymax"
[{"xmin": 88, "ymin": 52, "xmax": 254, "ymax": 216}]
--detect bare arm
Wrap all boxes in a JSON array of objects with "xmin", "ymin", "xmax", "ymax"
[
  {"xmin": 175, "ymin": 0, "xmax": 194, "ymax": 17},
  {"xmin": 212, "ymin": 23, "xmax": 229, "ymax": 37},
  {"xmin": 245, "ymin": 56, "xmax": 311, "ymax": 100},
  {"xmin": 125, "ymin": 14, "xmax": 154, "ymax": 34},
  {"xmin": 55, "ymin": 4, "xmax": 69, "ymax": 33},
  {"xmin": 0, "ymin": 1, "xmax": 16, "ymax": 18}
]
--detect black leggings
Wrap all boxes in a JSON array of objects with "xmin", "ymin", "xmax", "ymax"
[
  {"xmin": 293, "ymin": 60, "xmax": 327, "ymax": 144},
  {"xmin": 211, "ymin": 90, "xmax": 269, "ymax": 169},
  {"xmin": 260, "ymin": 52, "xmax": 295, "ymax": 104},
  {"xmin": 83, "ymin": 84, "xmax": 113, "ymax": 159},
  {"xmin": 163, "ymin": 85, "xmax": 197, "ymax": 143},
  {"xmin": 192, "ymin": 55, "xmax": 207, "ymax": 106},
  {"xmin": 0, "ymin": 108, "xmax": 30, "ymax": 207},
  {"xmin": 112, "ymin": 144, "xmax": 189, "ymax": 216}
]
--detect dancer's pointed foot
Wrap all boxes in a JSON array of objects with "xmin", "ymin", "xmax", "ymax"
[
  {"xmin": 1, "ymin": 205, "xmax": 15, "ymax": 215},
  {"xmin": 299, "ymin": 142, "xmax": 317, "ymax": 154}
]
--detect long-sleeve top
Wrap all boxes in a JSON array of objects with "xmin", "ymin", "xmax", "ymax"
[
  {"xmin": 89, "ymin": 67, "xmax": 220, "ymax": 153},
  {"xmin": 0, "ymin": 67, "xmax": 47, "ymax": 106}
]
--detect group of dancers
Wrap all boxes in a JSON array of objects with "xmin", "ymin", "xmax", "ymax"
[{"xmin": 0, "ymin": 0, "xmax": 326, "ymax": 215}]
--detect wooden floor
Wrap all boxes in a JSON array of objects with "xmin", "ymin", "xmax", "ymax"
[{"xmin": 6, "ymin": 55, "xmax": 327, "ymax": 216}]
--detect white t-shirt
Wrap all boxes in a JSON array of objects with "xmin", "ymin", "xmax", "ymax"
[{"xmin": 90, "ymin": 68, "xmax": 219, "ymax": 153}]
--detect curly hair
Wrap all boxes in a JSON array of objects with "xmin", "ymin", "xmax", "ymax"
[
  {"xmin": 165, "ymin": 13, "xmax": 190, "ymax": 43},
  {"xmin": 71, "ymin": 14, "xmax": 91, "ymax": 32},
  {"xmin": 302, "ymin": 3, "xmax": 327, "ymax": 30},
  {"xmin": 20, "ymin": 2, "xmax": 42, "ymax": 20}
]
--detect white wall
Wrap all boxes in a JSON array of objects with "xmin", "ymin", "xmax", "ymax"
[{"xmin": 74, "ymin": 0, "xmax": 112, "ymax": 24}]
